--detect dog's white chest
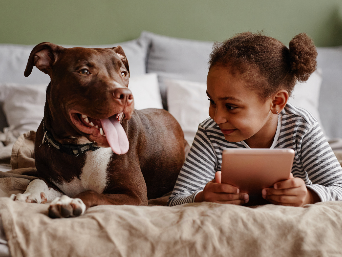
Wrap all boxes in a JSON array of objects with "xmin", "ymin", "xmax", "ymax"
[{"xmin": 56, "ymin": 147, "xmax": 112, "ymax": 197}]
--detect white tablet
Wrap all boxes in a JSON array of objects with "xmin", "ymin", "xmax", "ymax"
[{"xmin": 221, "ymin": 148, "xmax": 295, "ymax": 194}]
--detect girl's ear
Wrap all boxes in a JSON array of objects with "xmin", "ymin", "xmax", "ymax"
[{"xmin": 270, "ymin": 90, "xmax": 288, "ymax": 114}]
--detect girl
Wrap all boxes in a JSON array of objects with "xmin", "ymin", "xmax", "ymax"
[{"xmin": 168, "ymin": 32, "xmax": 342, "ymax": 207}]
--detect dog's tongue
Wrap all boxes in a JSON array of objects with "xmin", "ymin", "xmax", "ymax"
[{"xmin": 100, "ymin": 117, "xmax": 129, "ymax": 155}]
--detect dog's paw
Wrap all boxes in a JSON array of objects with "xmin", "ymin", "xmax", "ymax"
[
  {"xmin": 10, "ymin": 192, "xmax": 47, "ymax": 204},
  {"xmin": 48, "ymin": 195, "xmax": 86, "ymax": 218}
]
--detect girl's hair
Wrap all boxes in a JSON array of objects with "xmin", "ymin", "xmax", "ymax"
[{"xmin": 209, "ymin": 32, "xmax": 317, "ymax": 99}]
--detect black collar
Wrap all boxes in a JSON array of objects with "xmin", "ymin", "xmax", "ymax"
[{"xmin": 41, "ymin": 123, "xmax": 100, "ymax": 156}]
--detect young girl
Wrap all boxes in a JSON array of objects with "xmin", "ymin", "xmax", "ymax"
[{"xmin": 168, "ymin": 32, "xmax": 342, "ymax": 207}]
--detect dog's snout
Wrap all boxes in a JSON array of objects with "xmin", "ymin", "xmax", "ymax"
[{"xmin": 113, "ymin": 88, "xmax": 133, "ymax": 106}]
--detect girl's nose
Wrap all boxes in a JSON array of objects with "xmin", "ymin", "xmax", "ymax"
[{"xmin": 214, "ymin": 106, "xmax": 228, "ymax": 124}]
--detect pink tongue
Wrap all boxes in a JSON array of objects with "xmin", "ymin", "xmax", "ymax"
[{"xmin": 100, "ymin": 117, "xmax": 129, "ymax": 155}]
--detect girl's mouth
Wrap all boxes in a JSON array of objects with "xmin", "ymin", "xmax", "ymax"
[{"xmin": 221, "ymin": 129, "xmax": 236, "ymax": 135}]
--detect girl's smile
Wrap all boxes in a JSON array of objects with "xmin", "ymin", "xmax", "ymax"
[
  {"xmin": 206, "ymin": 65, "xmax": 279, "ymax": 148},
  {"xmin": 220, "ymin": 129, "xmax": 236, "ymax": 135}
]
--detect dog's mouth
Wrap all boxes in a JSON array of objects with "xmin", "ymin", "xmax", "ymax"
[
  {"xmin": 73, "ymin": 112, "xmax": 125, "ymax": 136},
  {"xmin": 70, "ymin": 111, "xmax": 129, "ymax": 155}
]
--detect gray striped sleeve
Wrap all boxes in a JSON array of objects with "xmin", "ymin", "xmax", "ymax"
[
  {"xmin": 300, "ymin": 123, "xmax": 342, "ymax": 201},
  {"xmin": 168, "ymin": 125, "xmax": 217, "ymax": 206}
]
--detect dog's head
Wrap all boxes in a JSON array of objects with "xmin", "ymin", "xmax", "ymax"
[{"xmin": 25, "ymin": 42, "xmax": 134, "ymax": 154}]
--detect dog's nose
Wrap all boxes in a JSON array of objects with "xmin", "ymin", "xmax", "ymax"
[{"xmin": 112, "ymin": 88, "xmax": 133, "ymax": 106}]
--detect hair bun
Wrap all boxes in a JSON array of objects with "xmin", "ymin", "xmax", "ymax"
[{"xmin": 289, "ymin": 33, "xmax": 317, "ymax": 82}]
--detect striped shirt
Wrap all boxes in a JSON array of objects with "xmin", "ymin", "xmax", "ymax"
[{"xmin": 168, "ymin": 103, "xmax": 342, "ymax": 206}]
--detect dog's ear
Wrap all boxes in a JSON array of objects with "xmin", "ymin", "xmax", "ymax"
[
  {"xmin": 24, "ymin": 42, "xmax": 64, "ymax": 77},
  {"xmin": 113, "ymin": 46, "xmax": 130, "ymax": 74}
]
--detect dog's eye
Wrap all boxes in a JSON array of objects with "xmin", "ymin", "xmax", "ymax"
[
  {"xmin": 79, "ymin": 69, "xmax": 90, "ymax": 75},
  {"xmin": 121, "ymin": 71, "xmax": 127, "ymax": 77}
]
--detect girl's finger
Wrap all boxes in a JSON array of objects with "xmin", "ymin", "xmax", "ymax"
[
  {"xmin": 265, "ymin": 194, "xmax": 302, "ymax": 206},
  {"xmin": 209, "ymin": 171, "xmax": 222, "ymax": 183},
  {"xmin": 263, "ymin": 187, "xmax": 304, "ymax": 197},
  {"xmin": 215, "ymin": 171, "xmax": 222, "ymax": 184},
  {"xmin": 213, "ymin": 183, "xmax": 239, "ymax": 194},
  {"xmin": 273, "ymin": 177, "xmax": 304, "ymax": 190},
  {"xmin": 216, "ymin": 199, "xmax": 246, "ymax": 205},
  {"xmin": 215, "ymin": 193, "xmax": 249, "ymax": 204}
]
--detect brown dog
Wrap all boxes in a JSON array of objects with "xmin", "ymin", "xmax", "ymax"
[{"xmin": 11, "ymin": 43, "xmax": 186, "ymax": 218}]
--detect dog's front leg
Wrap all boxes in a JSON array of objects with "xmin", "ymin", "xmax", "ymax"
[
  {"xmin": 74, "ymin": 190, "xmax": 148, "ymax": 208},
  {"xmin": 11, "ymin": 179, "xmax": 86, "ymax": 218},
  {"xmin": 11, "ymin": 179, "xmax": 63, "ymax": 203},
  {"xmin": 48, "ymin": 195, "xmax": 86, "ymax": 218},
  {"xmin": 48, "ymin": 190, "xmax": 145, "ymax": 219}
]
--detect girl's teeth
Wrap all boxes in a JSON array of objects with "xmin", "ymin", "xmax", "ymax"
[
  {"xmin": 89, "ymin": 122, "xmax": 94, "ymax": 126},
  {"xmin": 100, "ymin": 128, "xmax": 104, "ymax": 136},
  {"xmin": 82, "ymin": 115, "xmax": 87, "ymax": 119},
  {"xmin": 84, "ymin": 117, "xmax": 89, "ymax": 123}
]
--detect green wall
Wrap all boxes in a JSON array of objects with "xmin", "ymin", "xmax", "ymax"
[{"xmin": 1, "ymin": 0, "xmax": 342, "ymax": 47}]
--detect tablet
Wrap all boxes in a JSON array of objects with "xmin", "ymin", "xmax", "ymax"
[{"xmin": 221, "ymin": 148, "xmax": 295, "ymax": 194}]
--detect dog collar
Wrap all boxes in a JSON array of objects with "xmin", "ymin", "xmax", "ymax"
[{"xmin": 41, "ymin": 123, "xmax": 100, "ymax": 156}]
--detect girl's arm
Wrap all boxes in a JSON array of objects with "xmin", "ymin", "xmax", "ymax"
[
  {"xmin": 262, "ymin": 173, "xmax": 321, "ymax": 206},
  {"xmin": 263, "ymin": 122, "xmax": 342, "ymax": 205},
  {"xmin": 301, "ymin": 123, "xmax": 342, "ymax": 202},
  {"xmin": 168, "ymin": 125, "xmax": 247, "ymax": 206},
  {"xmin": 194, "ymin": 171, "xmax": 248, "ymax": 204},
  {"xmin": 168, "ymin": 125, "xmax": 218, "ymax": 206}
]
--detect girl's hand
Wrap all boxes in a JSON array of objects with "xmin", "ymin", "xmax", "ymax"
[
  {"xmin": 262, "ymin": 173, "xmax": 320, "ymax": 206},
  {"xmin": 195, "ymin": 171, "xmax": 249, "ymax": 205}
]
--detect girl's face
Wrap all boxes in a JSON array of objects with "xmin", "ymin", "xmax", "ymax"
[{"xmin": 206, "ymin": 65, "xmax": 278, "ymax": 148}]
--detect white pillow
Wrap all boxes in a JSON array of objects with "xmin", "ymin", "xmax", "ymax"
[
  {"xmin": 0, "ymin": 83, "xmax": 46, "ymax": 134},
  {"xmin": 166, "ymin": 70, "xmax": 324, "ymax": 146},
  {"xmin": 0, "ymin": 73, "xmax": 163, "ymax": 135},
  {"xmin": 288, "ymin": 69, "xmax": 325, "ymax": 134},
  {"xmin": 166, "ymin": 79, "xmax": 209, "ymax": 146},
  {"xmin": 129, "ymin": 73, "xmax": 163, "ymax": 110}
]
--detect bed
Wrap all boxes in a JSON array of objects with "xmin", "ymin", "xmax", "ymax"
[{"xmin": 0, "ymin": 31, "xmax": 342, "ymax": 257}]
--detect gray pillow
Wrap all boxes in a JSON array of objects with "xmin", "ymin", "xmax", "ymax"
[
  {"xmin": 0, "ymin": 44, "xmax": 50, "ymax": 85},
  {"xmin": 141, "ymin": 31, "xmax": 214, "ymax": 109},
  {"xmin": 316, "ymin": 46, "xmax": 342, "ymax": 139},
  {"xmin": 0, "ymin": 39, "xmax": 148, "ymax": 85},
  {"xmin": 81, "ymin": 39, "xmax": 149, "ymax": 78}
]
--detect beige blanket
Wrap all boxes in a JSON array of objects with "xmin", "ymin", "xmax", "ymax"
[
  {"xmin": 1, "ymin": 198, "xmax": 342, "ymax": 257},
  {"xmin": 1, "ymin": 132, "xmax": 342, "ymax": 257}
]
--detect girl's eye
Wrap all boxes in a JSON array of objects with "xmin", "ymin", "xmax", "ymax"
[
  {"xmin": 226, "ymin": 104, "xmax": 237, "ymax": 110},
  {"xmin": 208, "ymin": 98, "xmax": 215, "ymax": 105},
  {"xmin": 121, "ymin": 71, "xmax": 128, "ymax": 77},
  {"xmin": 79, "ymin": 69, "xmax": 90, "ymax": 75}
]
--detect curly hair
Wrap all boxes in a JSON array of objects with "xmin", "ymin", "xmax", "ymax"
[{"xmin": 208, "ymin": 32, "xmax": 317, "ymax": 99}]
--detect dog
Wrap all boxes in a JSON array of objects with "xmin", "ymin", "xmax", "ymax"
[{"xmin": 11, "ymin": 42, "xmax": 186, "ymax": 218}]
